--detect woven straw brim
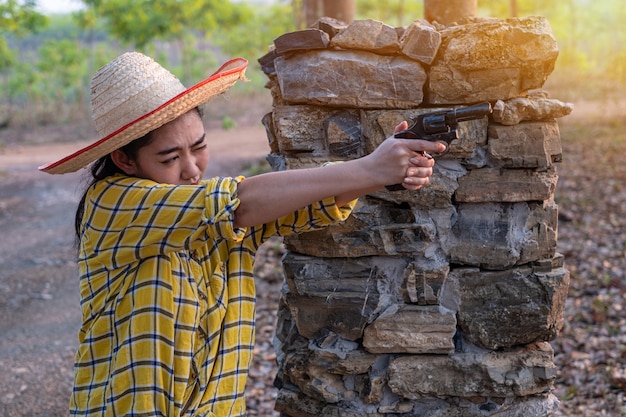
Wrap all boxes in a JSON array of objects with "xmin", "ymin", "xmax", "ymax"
[{"xmin": 39, "ymin": 57, "xmax": 248, "ymax": 175}]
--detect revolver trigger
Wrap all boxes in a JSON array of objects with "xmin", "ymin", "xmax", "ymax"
[{"xmin": 394, "ymin": 129, "xmax": 418, "ymax": 139}]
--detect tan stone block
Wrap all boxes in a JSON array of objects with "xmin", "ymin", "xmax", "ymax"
[
  {"xmin": 399, "ymin": 20, "xmax": 442, "ymax": 64},
  {"xmin": 455, "ymin": 167, "xmax": 558, "ymax": 203},
  {"xmin": 388, "ymin": 342, "xmax": 556, "ymax": 398},
  {"xmin": 271, "ymin": 105, "xmax": 330, "ymax": 154},
  {"xmin": 449, "ymin": 200, "xmax": 558, "ymax": 269},
  {"xmin": 275, "ymin": 50, "xmax": 426, "ymax": 108},
  {"xmin": 274, "ymin": 28, "xmax": 330, "ymax": 55},
  {"xmin": 363, "ymin": 305, "xmax": 456, "ymax": 354},
  {"xmin": 442, "ymin": 261, "xmax": 570, "ymax": 349},
  {"xmin": 488, "ymin": 121, "xmax": 562, "ymax": 168},
  {"xmin": 331, "ymin": 19, "xmax": 399, "ymax": 54},
  {"xmin": 427, "ymin": 16, "xmax": 559, "ymax": 104},
  {"xmin": 492, "ymin": 95, "xmax": 573, "ymax": 126},
  {"xmin": 311, "ymin": 16, "xmax": 348, "ymax": 39}
]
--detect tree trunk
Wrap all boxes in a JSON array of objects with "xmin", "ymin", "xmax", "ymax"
[
  {"xmin": 510, "ymin": 0, "xmax": 518, "ymax": 17},
  {"xmin": 303, "ymin": 0, "xmax": 355, "ymax": 26},
  {"xmin": 303, "ymin": 0, "xmax": 323, "ymax": 27},
  {"xmin": 323, "ymin": 0, "xmax": 356, "ymax": 24},
  {"xmin": 424, "ymin": 0, "xmax": 477, "ymax": 24}
]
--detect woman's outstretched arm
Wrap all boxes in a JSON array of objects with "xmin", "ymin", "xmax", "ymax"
[{"xmin": 234, "ymin": 122, "xmax": 445, "ymax": 228}]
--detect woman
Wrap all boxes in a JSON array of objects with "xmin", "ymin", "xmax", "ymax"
[{"xmin": 39, "ymin": 52, "xmax": 443, "ymax": 417}]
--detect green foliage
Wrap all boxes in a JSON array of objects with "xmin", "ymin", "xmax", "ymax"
[
  {"xmin": 0, "ymin": 40, "xmax": 17, "ymax": 72},
  {"xmin": 0, "ymin": 0, "xmax": 48, "ymax": 71},
  {"xmin": 213, "ymin": 2, "xmax": 296, "ymax": 61},
  {"xmin": 357, "ymin": 0, "xmax": 423, "ymax": 26},
  {"xmin": 2, "ymin": 0, "xmax": 626, "ymax": 128},
  {"xmin": 478, "ymin": 1, "xmax": 626, "ymax": 87},
  {"xmin": 0, "ymin": 4, "xmax": 118, "ymax": 126},
  {"xmin": 241, "ymin": 158, "xmax": 272, "ymax": 177},
  {"xmin": 606, "ymin": 50, "xmax": 626, "ymax": 84},
  {"xmin": 6, "ymin": 58, "xmax": 35, "ymax": 101},
  {"xmin": 81, "ymin": 0, "xmax": 253, "ymax": 49},
  {"xmin": 0, "ymin": 0, "xmax": 48, "ymax": 125},
  {"xmin": 211, "ymin": 2, "xmax": 298, "ymax": 91},
  {"xmin": 166, "ymin": 35, "xmax": 219, "ymax": 88},
  {"xmin": 6, "ymin": 39, "xmax": 90, "ymax": 124},
  {"xmin": 221, "ymin": 115, "xmax": 236, "ymax": 130},
  {"xmin": 0, "ymin": 0, "xmax": 48, "ymax": 34},
  {"xmin": 37, "ymin": 39, "xmax": 89, "ymax": 96}
]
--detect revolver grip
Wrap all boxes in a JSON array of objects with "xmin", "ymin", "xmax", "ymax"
[
  {"xmin": 385, "ymin": 183, "xmax": 406, "ymax": 191},
  {"xmin": 386, "ymin": 129, "xmax": 454, "ymax": 192}
]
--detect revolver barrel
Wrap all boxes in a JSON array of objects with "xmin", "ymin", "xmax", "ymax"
[
  {"xmin": 396, "ymin": 102, "xmax": 492, "ymax": 140},
  {"xmin": 422, "ymin": 102, "xmax": 492, "ymax": 134}
]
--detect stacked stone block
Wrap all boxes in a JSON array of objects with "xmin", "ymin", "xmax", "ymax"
[{"xmin": 258, "ymin": 15, "xmax": 572, "ymax": 417}]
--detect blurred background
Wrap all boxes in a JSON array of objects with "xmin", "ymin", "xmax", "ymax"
[{"xmin": 1, "ymin": 0, "xmax": 624, "ymax": 131}]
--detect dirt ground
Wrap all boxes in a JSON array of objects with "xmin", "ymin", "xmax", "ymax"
[{"xmin": 0, "ymin": 104, "xmax": 624, "ymax": 417}]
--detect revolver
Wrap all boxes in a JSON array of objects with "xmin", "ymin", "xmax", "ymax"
[{"xmin": 386, "ymin": 101, "xmax": 492, "ymax": 191}]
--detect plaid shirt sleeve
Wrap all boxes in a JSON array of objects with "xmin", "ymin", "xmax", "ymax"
[
  {"xmin": 81, "ymin": 175, "xmax": 246, "ymax": 269},
  {"xmin": 241, "ymin": 196, "xmax": 356, "ymax": 250}
]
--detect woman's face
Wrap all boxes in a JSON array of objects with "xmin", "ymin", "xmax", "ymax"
[{"xmin": 123, "ymin": 110, "xmax": 209, "ymax": 185}]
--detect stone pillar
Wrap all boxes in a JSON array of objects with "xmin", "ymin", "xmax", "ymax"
[
  {"xmin": 424, "ymin": 0, "xmax": 478, "ymax": 24},
  {"xmin": 259, "ymin": 15, "xmax": 572, "ymax": 417}
]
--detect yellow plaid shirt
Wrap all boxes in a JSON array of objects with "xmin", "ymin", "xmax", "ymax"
[{"xmin": 71, "ymin": 174, "xmax": 353, "ymax": 417}]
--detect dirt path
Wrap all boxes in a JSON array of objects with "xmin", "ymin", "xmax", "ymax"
[{"xmin": 0, "ymin": 125, "xmax": 272, "ymax": 417}]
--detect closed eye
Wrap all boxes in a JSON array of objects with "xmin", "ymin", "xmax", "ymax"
[
  {"xmin": 161, "ymin": 155, "xmax": 179, "ymax": 164},
  {"xmin": 157, "ymin": 133, "xmax": 206, "ymax": 163},
  {"xmin": 192, "ymin": 143, "xmax": 207, "ymax": 152}
]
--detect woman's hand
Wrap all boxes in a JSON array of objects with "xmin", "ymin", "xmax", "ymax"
[
  {"xmin": 234, "ymin": 121, "xmax": 446, "ymax": 227},
  {"xmin": 362, "ymin": 121, "xmax": 446, "ymax": 191}
]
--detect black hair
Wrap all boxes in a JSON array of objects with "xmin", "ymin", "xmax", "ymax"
[{"xmin": 74, "ymin": 132, "xmax": 154, "ymax": 245}]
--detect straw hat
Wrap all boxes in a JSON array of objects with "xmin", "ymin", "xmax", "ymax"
[{"xmin": 39, "ymin": 52, "xmax": 248, "ymax": 174}]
